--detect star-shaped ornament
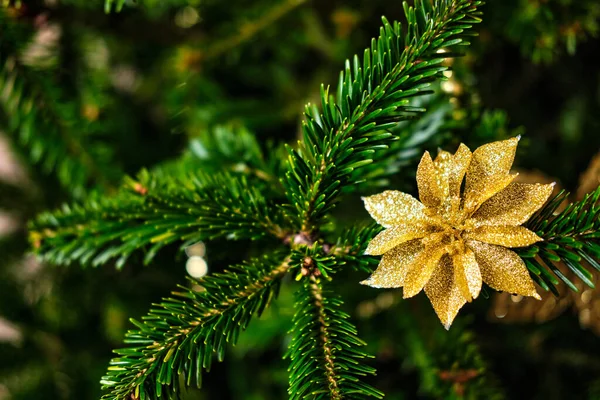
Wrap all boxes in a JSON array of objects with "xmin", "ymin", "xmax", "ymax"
[{"xmin": 361, "ymin": 137, "xmax": 555, "ymax": 328}]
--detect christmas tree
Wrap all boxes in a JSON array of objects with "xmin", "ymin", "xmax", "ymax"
[{"xmin": 2, "ymin": 1, "xmax": 600, "ymax": 399}]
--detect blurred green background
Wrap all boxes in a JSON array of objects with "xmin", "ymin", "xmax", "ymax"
[{"xmin": 1, "ymin": 1, "xmax": 600, "ymax": 399}]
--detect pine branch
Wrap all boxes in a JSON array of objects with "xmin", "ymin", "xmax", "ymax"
[
  {"xmin": 0, "ymin": 10, "xmax": 122, "ymax": 194},
  {"xmin": 162, "ymin": 124, "xmax": 284, "ymax": 191},
  {"xmin": 30, "ymin": 170, "xmax": 290, "ymax": 268},
  {"xmin": 285, "ymin": 276, "xmax": 383, "ymax": 400},
  {"xmin": 517, "ymin": 186, "xmax": 600, "ymax": 294},
  {"xmin": 347, "ymin": 92, "xmax": 455, "ymax": 192},
  {"xmin": 287, "ymin": 231, "xmax": 381, "ymax": 280},
  {"xmin": 283, "ymin": 0, "xmax": 483, "ymax": 234},
  {"xmin": 328, "ymin": 224, "xmax": 383, "ymax": 273},
  {"xmin": 100, "ymin": 253, "xmax": 290, "ymax": 400}
]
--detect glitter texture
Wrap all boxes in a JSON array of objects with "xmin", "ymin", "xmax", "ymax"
[
  {"xmin": 363, "ymin": 191, "xmax": 431, "ymax": 228},
  {"xmin": 463, "ymin": 226, "xmax": 542, "ymax": 248},
  {"xmin": 452, "ymin": 247, "xmax": 482, "ymax": 300},
  {"xmin": 464, "ymin": 137, "xmax": 519, "ymax": 211},
  {"xmin": 403, "ymin": 238, "xmax": 450, "ymax": 298},
  {"xmin": 470, "ymin": 182, "xmax": 555, "ymax": 227},
  {"xmin": 361, "ymin": 138, "xmax": 554, "ymax": 328},
  {"xmin": 433, "ymin": 144, "xmax": 471, "ymax": 214},
  {"xmin": 417, "ymin": 151, "xmax": 445, "ymax": 208},
  {"xmin": 365, "ymin": 223, "xmax": 431, "ymax": 255},
  {"xmin": 361, "ymin": 239, "xmax": 424, "ymax": 288},
  {"xmin": 467, "ymin": 240, "xmax": 540, "ymax": 300},
  {"xmin": 424, "ymin": 255, "xmax": 467, "ymax": 330}
]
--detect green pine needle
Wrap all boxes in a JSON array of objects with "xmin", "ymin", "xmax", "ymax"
[
  {"xmin": 23, "ymin": 1, "xmax": 492, "ymax": 398},
  {"xmin": 30, "ymin": 170, "xmax": 290, "ymax": 268},
  {"xmin": 285, "ymin": 277, "xmax": 383, "ymax": 400},
  {"xmin": 329, "ymin": 224, "xmax": 383, "ymax": 273},
  {"xmin": 0, "ymin": 11, "xmax": 123, "ymax": 194},
  {"xmin": 517, "ymin": 186, "xmax": 600, "ymax": 294},
  {"xmin": 283, "ymin": 0, "xmax": 483, "ymax": 234},
  {"xmin": 100, "ymin": 253, "xmax": 290, "ymax": 400}
]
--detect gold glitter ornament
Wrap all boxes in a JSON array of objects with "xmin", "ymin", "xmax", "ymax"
[{"xmin": 361, "ymin": 137, "xmax": 555, "ymax": 329}]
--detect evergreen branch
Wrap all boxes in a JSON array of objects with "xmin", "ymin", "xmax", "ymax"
[
  {"xmin": 162, "ymin": 124, "xmax": 283, "ymax": 190},
  {"xmin": 366, "ymin": 94, "xmax": 453, "ymax": 185},
  {"xmin": 283, "ymin": 0, "xmax": 483, "ymax": 234},
  {"xmin": 285, "ymin": 276, "xmax": 383, "ymax": 400},
  {"xmin": 517, "ymin": 186, "xmax": 600, "ymax": 294},
  {"xmin": 339, "ymin": 92, "xmax": 454, "ymax": 193},
  {"xmin": 0, "ymin": 10, "xmax": 122, "ymax": 194},
  {"xmin": 288, "ymin": 231, "xmax": 381, "ymax": 280},
  {"xmin": 100, "ymin": 253, "xmax": 290, "ymax": 400},
  {"xmin": 30, "ymin": 170, "xmax": 290, "ymax": 268},
  {"xmin": 353, "ymin": 97, "xmax": 522, "ymax": 193},
  {"xmin": 328, "ymin": 224, "xmax": 383, "ymax": 273}
]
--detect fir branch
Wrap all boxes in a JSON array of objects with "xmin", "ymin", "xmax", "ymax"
[
  {"xmin": 517, "ymin": 186, "xmax": 600, "ymax": 293},
  {"xmin": 342, "ymin": 92, "xmax": 455, "ymax": 193},
  {"xmin": 30, "ymin": 170, "xmax": 290, "ymax": 268},
  {"xmin": 285, "ymin": 276, "xmax": 383, "ymax": 400},
  {"xmin": 327, "ymin": 224, "xmax": 383, "ymax": 273},
  {"xmin": 0, "ymin": 10, "xmax": 122, "ymax": 194},
  {"xmin": 100, "ymin": 253, "xmax": 291, "ymax": 400},
  {"xmin": 160, "ymin": 124, "xmax": 284, "ymax": 191},
  {"xmin": 283, "ymin": 0, "xmax": 483, "ymax": 234},
  {"xmin": 287, "ymin": 232, "xmax": 381, "ymax": 280}
]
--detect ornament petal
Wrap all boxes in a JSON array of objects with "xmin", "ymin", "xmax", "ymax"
[
  {"xmin": 433, "ymin": 149, "xmax": 453, "ymax": 166},
  {"xmin": 432, "ymin": 149, "xmax": 454, "ymax": 198},
  {"xmin": 439, "ymin": 143, "xmax": 472, "ymax": 202},
  {"xmin": 402, "ymin": 239, "xmax": 449, "ymax": 298},
  {"xmin": 466, "ymin": 174, "xmax": 517, "ymax": 214},
  {"xmin": 467, "ymin": 240, "xmax": 540, "ymax": 299},
  {"xmin": 361, "ymin": 239, "xmax": 424, "ymax": 288},
  {"xmin": 468, "ymin": 182, "xmax": 555, "ymax": 227},
  {"xmin": 424, "ymin": 255, "xmax": 468, "ymax": 329},
  {"xmin": 365, "ymin": 224, "xmax": 432, "ymax": 255},
  {"xmin": 463, "ymin": 225, "xmax": 542, "ymax": 248},
  {"xmin": 452, "ymin": 247, "xmax": 482, "ymax": 301},
  {"xmin": 417, "ymin": 151, "xmax": 445, "ymax": 209},
  {"xmin": 464, "ymin": 137, "xmax": 519, "ymax": 210},
  {"xmin": 363, "ymin": 190, "xmax": 430, "ymax": 228}
]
